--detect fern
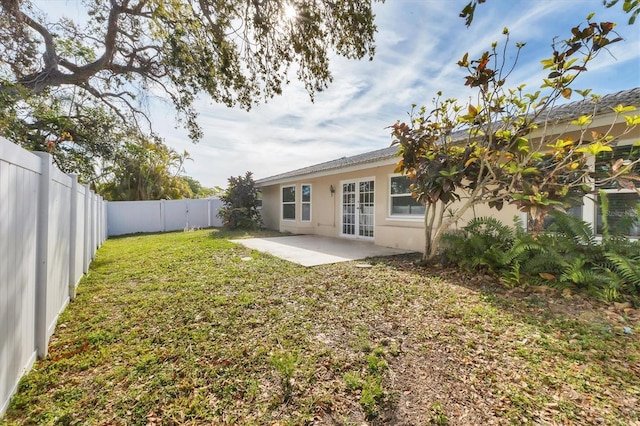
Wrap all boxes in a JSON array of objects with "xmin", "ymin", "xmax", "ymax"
[
  {"xmin": 605, "ymin": 253, "xmax": 640, "ymax": 288},
  {"xmin": 590, "ymin": 267, "xmax": 626, "ymax": 302},
  {"xmin": 464, "ymin": 216, "xmax": 514, "ymax": 244},
  {"xmin": 500, "ymin": 260, "xmax": 522, "ymax": 288},
  {"xmin": 443, "ymin": 213, "xmax": 640, "ymax": 299},
  {"xmin": 559, "ymin": 256, "xmax": 589, "ymax": 285},
  {"xmin": 546, "ymin": 210, "xmax": 596, "ymax": 248}
]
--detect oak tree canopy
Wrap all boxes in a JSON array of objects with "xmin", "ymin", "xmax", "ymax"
[{"xmin": 0, "ymin": 0, "xmax": 381, "ymax": 140}]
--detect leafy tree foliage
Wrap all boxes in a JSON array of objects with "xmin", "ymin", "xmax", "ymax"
[
  {"xmin": 391, "ymin": 17, "xmax": 640, "ymax": 262},
  {"xmin": 98, "ymin": 137, "xmax": 193, "ymax": 200},
  {"xmin": 0, "ymin": 0, "xmax": 381, "ymax": 140},
  {"xmin": 218, "ymin": 172, "xmax": 262, "ymax": 230},
  {"xmin": 461, "ymin": 0, "xmax": 640, "ymax": 26},
  {"xmin": 604, "ymin": 0, "xmax": 640, "ymax": 24},
  {"xmin": 181, "ymin": 175, "xmax": 221, "ymax": 199},
  {"xmin": 0, "ymin": 90, "xmax": 132, "ymax": 184}
]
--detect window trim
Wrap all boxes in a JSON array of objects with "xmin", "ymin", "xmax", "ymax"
[
  {"xmin": 281, "ymin": 185, "xmax": 296, "ymax": 221},
  {"xmin": 301, "ymin": 183, "xmax": 312, "ymax": 222},
  {"xmin": 388, "ymin": 174, "xmax": 424, "ymax": 220}
]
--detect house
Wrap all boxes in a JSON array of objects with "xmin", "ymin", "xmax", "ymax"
[{"xmin": 255, "ymin": 88, "xmax": 640, "ymax": 253}]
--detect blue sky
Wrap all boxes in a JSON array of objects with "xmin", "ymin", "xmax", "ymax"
[{"xmin": 36, "ymin": 0, "xmax": 640, "ymax": 187}]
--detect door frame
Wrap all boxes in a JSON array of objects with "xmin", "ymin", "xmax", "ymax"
[{"xmin": 339, "ymin": 177, "xmax": 375, "ymax": 240}]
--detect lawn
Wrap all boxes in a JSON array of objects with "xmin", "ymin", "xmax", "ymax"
[{"xmin": 2, "ymin": 229, "xmax": 639, "ymax": 425}]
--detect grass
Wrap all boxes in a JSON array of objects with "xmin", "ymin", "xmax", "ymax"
[{"xmin": 2, "ymin": 229, "xmax": 639, "ymax": 425}]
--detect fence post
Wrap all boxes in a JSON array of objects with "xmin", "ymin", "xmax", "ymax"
[
  {"xmin": 34, "ymin": 152, "xmax": 51, "ymax": 359},
  {"xmin": 83, "ymin": 184, "xmax": 90, "ymax": 273},
  {"xmin": 91, "ymin": 193, "xmax": 97, "ymax": 253},
  {"xmin": 161, "ymin": 199, "xmax": 166, "ymax": 232},
  {"xmin": 98, "ymin": 196, "xmax": 104, "ymax": 245},
  {"xmin": 68, "ymin": 174, "xmax": 79, "ymax": 300},
  {"xmin": 103, "ymin": 200, "xmax": 107, "ymax": 243}
]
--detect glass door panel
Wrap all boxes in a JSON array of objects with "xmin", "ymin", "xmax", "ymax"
[
  {"xmin": 341, "ymin": 180, "xmax": 374, "ymax": 239},
  {"xmin": 342, "ymin": 182, "xmax": 356, "ymax": 236},
  {"xmin": 358, "ymin": 180, "xmax": 374, "ymax": 237}
]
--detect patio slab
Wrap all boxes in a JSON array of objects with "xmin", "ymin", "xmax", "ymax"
[{"xmin": 231, "ymin": 235, "xmax": 413, "ymax": 267}]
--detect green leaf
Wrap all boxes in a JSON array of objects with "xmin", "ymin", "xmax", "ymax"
[
  {"xmin": 613, "ymin": 104, "xmax": 637, "ymax": 114},
  {"xmin": 575, "ymin": 141, "xmax": 613, "ymax": 155},
  {"xmin": 571, "ymin": 115, "xmax": 593, "ymax": 126},
  {"xmin": 540, "ymin": 58, "xmax": 555, "ymax": 69},
  {"xmin": 624, "ymin": 115, "xmax": 640, "ymax": 126}
]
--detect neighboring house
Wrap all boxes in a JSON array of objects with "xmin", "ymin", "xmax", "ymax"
[{"xmin": 256, "ymin": 88, "xmax": 640, "ymax": 252}]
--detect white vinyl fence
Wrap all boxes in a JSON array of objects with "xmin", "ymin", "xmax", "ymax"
[
  {"xmin": 107, "ymin": 198, "xmax": 223, "ymax": 236},
  {"xmin": 0, "ymin": 137, "xmax": 106, "ymax": 416}
]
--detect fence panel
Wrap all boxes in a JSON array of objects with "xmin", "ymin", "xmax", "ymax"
[
  {"xmin": 0, "ymin": 138, "xmax": 106, "ymax": 417},
  {"xmin": 106, "ymin": 201, "xmax": 163, "ymax": 236},
  {"xmin": 208, "ymin": 198, "xmax": 224, "ymax": 228},
  {"xmin": 107, "ymin": 198, "xmax": 223, "ymax": 236},
  {"xmin": 39, "ymin": 160, "xmax": 72, "ymax": 346},
  {"xmin": 163, "ymin": 200, "xmax": 189, "ymax": 231},
  {"xmin": 0, "ymin": 141, "xmax": 40, "ymax": 417},
  {"xmin": 69, "ymin": 177, "xmax": 86, "ymax": 299},
  {"xmin": 186, "ymin": 199, "xmax": 213, "ymax": 229}
]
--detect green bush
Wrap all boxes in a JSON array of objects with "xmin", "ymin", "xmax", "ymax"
[
  {"xmin": 441, "ymin": 206, "xmax": 640, "ymax": 301},
  {"xmin": 217, "ymin": 172, "xmax": 263, "ymax": 230}
]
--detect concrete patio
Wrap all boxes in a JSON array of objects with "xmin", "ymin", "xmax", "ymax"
[{"xmin": 231, "ymin": 235, "xmax": 413, "ymax": 266}]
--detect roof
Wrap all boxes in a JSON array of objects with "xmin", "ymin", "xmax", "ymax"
[
  {"xmin": 256, "ymin": 87, "xmax": 640, "ymax": 185},
  {"xmin": 255, "ymin": 145, "xmax": 398, "ymax": 185}
]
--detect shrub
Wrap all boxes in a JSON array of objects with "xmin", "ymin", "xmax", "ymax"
[
  {"xmin": 442, "ymin": 209, "xmax": 640, "ymax": 302},
  {"xmin": 217, "ymin": 172, "xmax": 262, "ymax": 230}
]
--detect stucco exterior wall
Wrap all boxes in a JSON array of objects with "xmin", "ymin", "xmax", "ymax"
[{"xmin": 258, "ymin": 162, "xmax": 522, "ymax": 253}]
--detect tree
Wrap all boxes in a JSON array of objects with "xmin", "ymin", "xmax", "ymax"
[
  {"xmin": 217, "ymin": 172, "xmax": 262, "ymax": 230},
  {"xmin": 603, "ymin": 0, "xmax": 640, "ymax": 24},
  {"xmin": 391, "ymin": 17, "xmax": 640, "ymax": 263},
  {"xmin": 0, "ymin": 0, "xmax": 381, "ymax": 141},
  {"xmin": 181, "ymin": 175, "xmax": 221, "ymax": 199},
  {"xmin": 1, "ymin": 90, "xmax": 131, "ymax": 184},
  {"xmin": 460, "ymin": 0, "xmax": 640, "ymax": 26},
  {"xmin": 98, "ymin": 136, "xmax": 193, "ymax": 200}
]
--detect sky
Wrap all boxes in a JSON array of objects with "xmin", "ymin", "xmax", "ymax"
[{"xmin": 35, "ymin": 0, "xmax": 640, "ymax": 188}]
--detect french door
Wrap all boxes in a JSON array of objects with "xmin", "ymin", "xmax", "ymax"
[{"xmin": 341, "ymin": 179, "xmax": 375, "ymax": 239}]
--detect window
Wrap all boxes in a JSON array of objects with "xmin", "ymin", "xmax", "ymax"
[
  {"xmin": 301, "ymin": 184, "xmax": 311, "ymax": 221},
  {"xmin": 595, "ymin": 144, "xmax": 640, "ymax": 237},
  {"xmin": 256, "ymin": 190, "xmax": 263, "ymax": 210},
  {"xmin": 389, "ymin": 175, "xmax": 425, "ymax": 216},
  {"xmin": 594, "ymin": 145, "xmax": 640, "ymax": 189},
  {"xmin": 596, "ymin": 192, "xmax": 639, "ymax": 237},
  {"xmin": 282, "ymin": 185, "xmax": 295, "ymax": 220}
]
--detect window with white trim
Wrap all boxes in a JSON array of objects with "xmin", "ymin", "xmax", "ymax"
[
  {"xmin": 594, "ymin": 144, "xmax": 639, "ymax": 237},
  {"xmin": 389, "ymin": 175, "xmax": 425, "ymax": 216},
  {"xmin": 301, "ymin": 184, "xmax": 311, "ymax": 222},
  {"xmin": 282, "ymin": 185, "xmax": 295, "ymax": 220},
  {"xmin": 256, "ymin": 190, "xmax": 263, "ymax": 210}
]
